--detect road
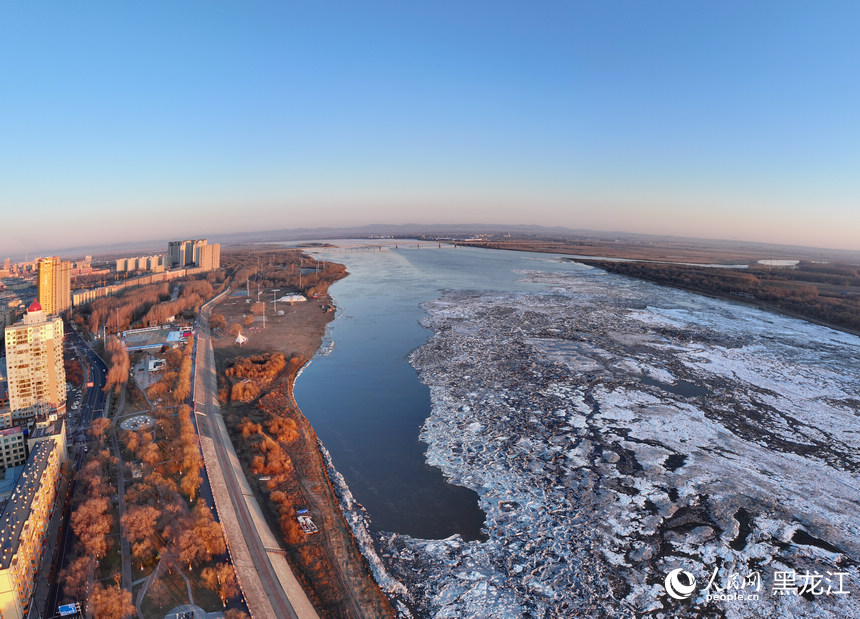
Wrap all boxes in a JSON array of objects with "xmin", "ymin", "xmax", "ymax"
[
  {"xmin": 193, "ymin": 290, "xmax": 318, "ymax": 619},
  {"xmin": 44, "ymin": 325, "xmax": 109, "ymax": 618}
]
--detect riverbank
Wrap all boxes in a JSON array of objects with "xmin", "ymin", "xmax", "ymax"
[
  {"xmin": 211, "ymin": 249, "xmax": 395, "ymax": 618},
  {"xmin": 576, "ymin": 259, "xmax": 860, "ymax": 337}
]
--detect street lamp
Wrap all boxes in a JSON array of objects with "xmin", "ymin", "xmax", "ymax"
[{"xmin": 271, "ymin": 289, "xmax": 280, "ymax": 313}]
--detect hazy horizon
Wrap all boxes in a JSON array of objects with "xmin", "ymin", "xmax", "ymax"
[
  {"xmin": 3, "ymin": 3, "xmax": 859, "ymax": 255},
  {"xmin": 4, "ymin": 222, "xmax": 860, "ymax": 265}
]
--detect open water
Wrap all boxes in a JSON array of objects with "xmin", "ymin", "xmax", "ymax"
[{"xmin": 293, "ymin": 243, "xmax": 575, "ymax": 539}]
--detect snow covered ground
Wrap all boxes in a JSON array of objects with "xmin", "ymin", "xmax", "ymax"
[{"xmin": 374, "ymin": 264, "xmax": 860, "ymax": 617}]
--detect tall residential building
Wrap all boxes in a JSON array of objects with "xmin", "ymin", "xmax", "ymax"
[
  {"xmin": 36, "ymin": 257, "xmax": 71, "ymax": 315},
  {"xmin": 195, "ymin": 242, "xmax": 221, "ymax": 271},
  {"xmin": 167, "ymin": 239, "xmax": 220, "ymax": 271},
  {"xmin": 3, "ymin": 302, "xmax": 66, "ymax": 418},
  {"xmin": 0, "ymin": 439, "xmax": 64, "ymax": 619}
]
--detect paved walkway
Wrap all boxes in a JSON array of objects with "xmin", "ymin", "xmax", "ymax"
[{"xmin": 110, "ymin": 383, "xmax": 137, "ymax": 617}]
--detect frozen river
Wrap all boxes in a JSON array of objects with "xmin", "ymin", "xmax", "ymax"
[
  {"xmin": 296, "ymin": 244, "xmax": 859, "ymax": 617},
  {"xmin": 294, "ymin": 244, "xmax": 575, "ymax": 539}
]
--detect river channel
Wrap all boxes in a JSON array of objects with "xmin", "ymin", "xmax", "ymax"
[{"xmin": 293, "ymin": 243, "xmax": 575, "ymax": 539}]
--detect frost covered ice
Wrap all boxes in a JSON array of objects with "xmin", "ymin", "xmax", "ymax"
[{"xmin": 376, "ymin": 265, "xmax": 860, "ymax": 618}]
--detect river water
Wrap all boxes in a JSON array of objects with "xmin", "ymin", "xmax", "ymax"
[{"xmin": 293, "ymin": 243, "xmax": 575, "ymax": 540}]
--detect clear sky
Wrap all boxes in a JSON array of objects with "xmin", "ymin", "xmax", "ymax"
[{"xmin": 2, "ymin": 1, "xmax": 859, "ymax": 255}]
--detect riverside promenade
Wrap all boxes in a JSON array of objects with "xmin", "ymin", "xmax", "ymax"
[{"xmin": 193, "ymin": 290, "xmax": 318, "ymax": 619}]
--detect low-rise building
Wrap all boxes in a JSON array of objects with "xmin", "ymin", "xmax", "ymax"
[{"xmin": 0, "ymin": 428, "xmax": 26, "ymax": 471}]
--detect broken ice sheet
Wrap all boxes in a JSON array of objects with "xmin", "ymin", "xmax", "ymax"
[{"xmin": 375, "ymin": 268, "xmax": 859, "ymax": 618}]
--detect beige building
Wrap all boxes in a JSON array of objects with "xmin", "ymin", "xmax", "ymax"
[
  {"xmin": 36, "ymin": 257, "xmax": 71, "ymax": 316},
  {"xmin": 116, "ymin": 254, "xmax": 165, "ymax": 273},
  {"xmin": 195, "ymin": 242, "xmax": 220, "ymax": 271},
  {"xmin": 3, "ymin": 302, "xmax": 66, "ymax": 418},
  {"xmin": 0, "ymin": 439, "xmax": 64, "ymax": 619},
  {"xmin": 168, "ymin": 239, "xmax": 220, "ymax": 271}
]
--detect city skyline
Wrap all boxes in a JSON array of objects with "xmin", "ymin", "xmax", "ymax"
[{"xmin": 2, "ymin": 2, "xmax": 860, "ymax": 254}]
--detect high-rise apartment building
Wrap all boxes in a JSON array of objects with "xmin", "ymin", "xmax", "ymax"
[
  {"xmin": 167, "ymin": 239, "xmax": 220, "ymax": 271},
  {"xmin": 36, "ymin": 257, "xmax": 70, "ymax": 315},
  {"xmin": 3, "ymin": 302, "xmax": 66, "ymax": 418},
  {"xmin": 194, "ymin": 242, "xmax": 221, "ymax": 271}
]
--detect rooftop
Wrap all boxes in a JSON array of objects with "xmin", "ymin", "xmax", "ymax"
[
  {"xmin": 0, "ymin": 440, "xmax": 56, "ymax": 570},
  {"xmin": 122, "ymin": 325, "xmax": 193, "ymax": 351},
  {"xmin": 28, "ymin": 420, "xmax": 64, "ymax": 440}
]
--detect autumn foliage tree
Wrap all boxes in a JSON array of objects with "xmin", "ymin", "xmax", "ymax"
[
  {"xmin": 103, "ymin": 336, "xmax": 130, "ymax": 394},
  {"xmin": 202, "ymin": 562, "xmax": 239, "ymax": 607},
  {"xmin": 175, "ymin": 499, "xmax": 226, "ymax": 570},
  {"xmin": 89, "ymin": 583, "xmax": 135, "ymax": 619},
  {"xmin": 210, "ymin": 312, "xmax": 227, "ymax": 331},
  {"xmin": 267, "ymin": 415, "xmax": 299, "ymax": 443},
  {"xmin": 71, "ymin": 496, "xmax": 113, "ymax": 561},
  {"xmin": 88, "ymin": 417, "xmax": 112, "ymax": 448},
  {"xmin": 121, "ymin": 505, "xmax": 161, "ymax": 566}
]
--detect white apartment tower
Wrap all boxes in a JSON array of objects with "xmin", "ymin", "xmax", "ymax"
[
  {"xmin": 167, "ymin": 239, "xmax": 220, "ymax": 271},
  {"xmin": 3, "ymin": 301, "xmax": 66, "ymax": 417}
]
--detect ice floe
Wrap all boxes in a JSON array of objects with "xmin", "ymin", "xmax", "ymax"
[{"xmin": 371, "ymin": 266, "xmax": 860, "ymax": 618}]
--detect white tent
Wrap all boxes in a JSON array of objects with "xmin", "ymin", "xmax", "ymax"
[{"xmin": 275, "ymin": 294, "xmax": 307, "ymax": 303}]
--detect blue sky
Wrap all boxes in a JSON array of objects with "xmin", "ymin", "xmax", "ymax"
[{"xmin": 2, "ymin": 1, "xmax": 859, "ymax": 255}]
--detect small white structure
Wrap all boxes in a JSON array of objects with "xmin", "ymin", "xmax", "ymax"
[
  {"xmin": 235, "ymin": 333, "xmax": 247, "ymax": 346},
  {"xmin": 275, "ymin": 294, "xmax": 307, "ymax": 304},
  {"xmin": 297, "ymin": 515, "xmax": 319, "ymax": 535}
]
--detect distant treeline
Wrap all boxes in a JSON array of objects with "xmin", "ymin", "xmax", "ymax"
[
  {"xmin": 579, "ymin": 260, "xmax": 860, "ymax": 333},
  {"xmin": 222, "ymin": 248, "xmax": 347, "ymax": 298},
  {"xmin": 72, "ymin": 275, "xmax": 222, "ymax": 334}
]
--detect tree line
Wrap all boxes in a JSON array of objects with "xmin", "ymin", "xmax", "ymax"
[{"xmin": 582, "ymin": 260, "xmax": 860, "ymax": 332}]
